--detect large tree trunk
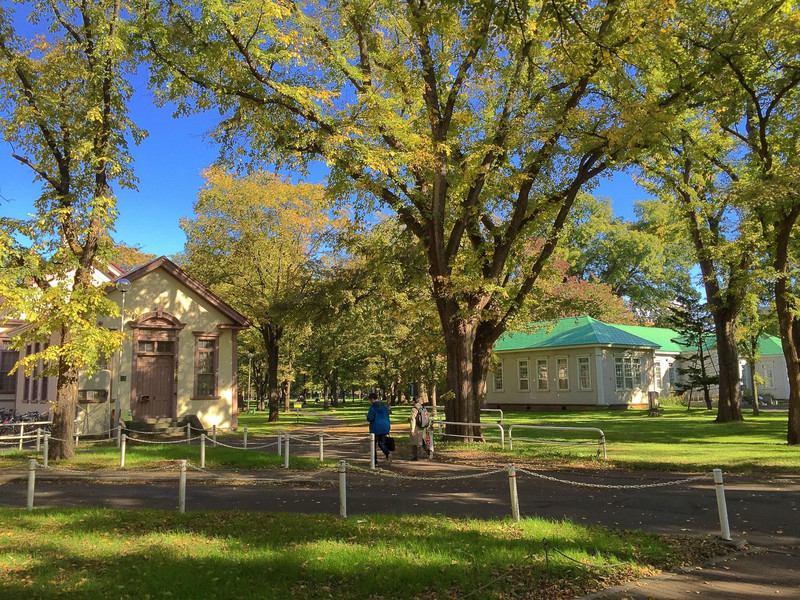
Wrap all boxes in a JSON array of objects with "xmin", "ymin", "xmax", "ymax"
[
  {"xmin": 775, "ymin": 276, "xmax": 800, "ymax": 445},
  {"xmin": 712, "ymin": 314, "xmax": 743, "ymax": 422},
  {"xmin": 49, "ymin": 325, "xmax": 78, "ymax": 461},
  {"xmin": 771, "ymin": 206, "xmax": 800, "ymax": 445}
]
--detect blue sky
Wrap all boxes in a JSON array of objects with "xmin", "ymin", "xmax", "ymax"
[{"xmin": 0, "ymin": 89, "xmax": 650, "ymax": 258}]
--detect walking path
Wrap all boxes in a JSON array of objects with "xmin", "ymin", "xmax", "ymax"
[{"xmin": 1, "ymin": 413, "xmax": 798, "ymax": 599}]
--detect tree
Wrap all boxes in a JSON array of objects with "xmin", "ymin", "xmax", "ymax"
[
  {"xmin": 108, "ymin": 241, "xmax": 156, "ymax": 272},
  {"xmin": 562, "ymin": 195, "xmax": 695, "ymax": 322},
  {"xmin": 737, "ymin": 293, "xmax": 775, "ymax": 417},
  {"xmin": 145, "ymin": 0, "xmax": 686, "ymax": 437},
  {"xmin": 665, "ymin": 294, "xmax": 718, "ymax": 410},
  {"xmin": 0, "ymin": 0, "xmax": 141, "ymax": 460},
  {"xmin": 655, "ymin": 0, "xmax": 800, "ymax": 438},
  {"xmin": 179, "ymin": 167, "xmax": 344, "ymax": 422}
]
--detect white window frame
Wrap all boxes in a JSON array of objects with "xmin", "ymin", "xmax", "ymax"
[
  {"xmin": 577, "ymin": 356, "xmax": 591, "ymax": 391},
  {"xmin": 517, "ymin": 359, "xmax": 529, "ymax": 392},
  {"xmin": 493, "ymin": 362, "xmax": 504, "ymax": 392},
  {"xmin": 763, "ymin": 363, "xmax": 775, "ymax": 388},
  {"xmin": 654, "ymin": 362, "xmax": 662, "ymax": 391},
  {"xmin": 556, "ymin": 357, "xmax": 569, "ymax": 391},
  {"xmin": 615, "ymin": 355, "xmax": 643, "ymax": 391},
  {"xmin": 537, "ymin": 358, "xmax": 549, "ymax": 391}
]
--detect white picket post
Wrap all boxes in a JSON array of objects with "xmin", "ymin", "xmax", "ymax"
[
  {"xmin": 243, "ymin": 426, "xmax": 248, "ymax": 450},
  {"xmin": 370, "ymin": 433, "xmax": 376, "ymax": 470},
  {"xmin": 212, "ymin": 425, "xmax": 217, "ymax": 447},
  {"xmin": 120, "ymin": 434, "xmax": 127, "ymax": 468},
  {"xmin": 339, "ymin": 460, "xmax": 347, "ymax": 518},
  {"xmin": 18, "ymin": 423, "xmax": 24, "ymax": 451},
  {"xmin": 284, "ymin": 434, "xmax": 290, "ymax": 469},
  {"xmin": 186, "ymin": 423, "xmax": 191, "ymax": 443},
  {"xmin": 43, "ymin": 434, "xmax": 49, "ymax": 468},
  {"xmin": 178, "ymin": 460, "xmax": 187, "ymax": 514},
  {"xmin": 318, "ymin": 431, "xmax": 324, "ymax": 461},
  {"xmin": 200, "ymin": 434, "xmax": 206, "ymax": 469},
  {"xmin": 27, "ymin": 458, "xmax": 36, "ymax": 511},
  {"xmin": 713, "ymin": 469, "xmax": 732, "ymax": 541},
  {"xmin": 508, "ymin": 463, "xmax": 520, "ymax": 522},
  {"xmin": 36, "ymin": 428, "xmax": 41, "ymax": 452},
  {"xmin": 277, "ymin": 429, "xmax": 283, "ymax": 456}
]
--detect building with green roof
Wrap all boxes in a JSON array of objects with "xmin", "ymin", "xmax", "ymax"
[{"xmin": 485, "ymin": 317, "xmax": 788, "ymax": 410}]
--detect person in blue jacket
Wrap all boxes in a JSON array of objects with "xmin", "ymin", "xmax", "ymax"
[{"xmin": 366, "ymin": 391, "xmax": 392, "ymax": 464}]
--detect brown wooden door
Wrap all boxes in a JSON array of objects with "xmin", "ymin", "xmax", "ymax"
[{"xmin": 133, "ymin": 354, "xmax": 175, "ymax": 419}]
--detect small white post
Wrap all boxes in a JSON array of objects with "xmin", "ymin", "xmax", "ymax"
[
  {"xmin": 284, "ymin": 434, "xmax": 290, "ymax": 469},
  {"xmin": 18, "ymin": 423, "xmax": 24, "ymax": 451},
  {"xmin": 178, "ymin": 459, "xmax": 187, "ymax": 514},
  {"xmin": 36, "ymin": 428, "xmax": 41, "ymax": 452},
  {"xmin": 43, "ymin": 434, "xmax": 49, "ymax": 468},
  {"xmin": 200, "ymin": 434, "xmax": 206, "ymax": 469},
  {"xmin": 277, "ymin": 429, "xmax": 283, "ymax": 456},
  {"xmin": 74, "ymin": 431, "xmax": 79, "ymax": 448},
  {"xmin": 116, "ymin": 423, "xmax": 121, "ymax": 448},
  {"xmin": 27, "ymin": 458, "xmax": 36, "ymax": 511},
  {"xmin": 120, "ymin": 434, "xmax": 127, "ymax": 468},
  {"xmin": 243, "ymin": 426, "xmax": 248, "ymax": 450},
  {"xmin": 318, "ymin": 431, "xmax": 324, "ymax": 461},
  {"xmin": 212, "ymin": 425, "xmax": 217, "ymax": 447},
  {"xmin": 428, "ymin": 429, "xmax": 434, "ymax": 458},
  {"xmin": 186, "ymin": 423, "xmax": 191, "ymax": 443},
  {"xmin": 338, "ymin": 460, "xmax": 347, "ymax": 518},
  {"xmin": 508, "ymin": 463, "xmax": 520, "ymax": 522},
  {"xmin": 370, "ymin": 433, "xmax": 376, "ymax": 470},
  {"xmin": 713, "ymin": 469, "xmax": 732, "ymax": 541}
]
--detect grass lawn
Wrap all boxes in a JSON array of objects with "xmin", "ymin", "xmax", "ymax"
[{"xmin": 0, "ymin": 508, "xmax": 729, "ymax": 600}]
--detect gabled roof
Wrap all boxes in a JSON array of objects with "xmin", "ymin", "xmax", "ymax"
[
  {"xmin": 758, "ymin": 334, "xmax": 783, "ymax": 355},
  {"xmin": 494, "ymin": 316, "xmax": 659, "ymax": 352},
  {"xmin": 113, "ymin": 256, "xmax": 250, "ymax": 328}
]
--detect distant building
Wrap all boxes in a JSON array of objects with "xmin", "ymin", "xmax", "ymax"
[
  {"xmin": 1, "ymin": 257, "xmax": 249, "ymax": 433},
  {"xmin": 485, "ymin": 316, "xmax": 788, "ymax": 410}
]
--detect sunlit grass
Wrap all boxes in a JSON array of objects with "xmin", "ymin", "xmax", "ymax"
[{"xmin": 0, "ymin": 508, "xmax": 728, "ymax": 600}]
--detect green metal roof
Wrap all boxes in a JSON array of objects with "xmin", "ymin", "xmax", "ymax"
[
  {"xmin": 495, "ymin": 318, "xmax": 786, "ymax": 356},
  {"xmin": 758, "ymin": 334, "xmax": 783, "ymax": 355},
  {"xmin": 613, "ymin": 324, "xmax": 687, "ymax": 353},
  {"xmin": 494, "ymin": 316, "xmax": 659, "ymax": 352}
]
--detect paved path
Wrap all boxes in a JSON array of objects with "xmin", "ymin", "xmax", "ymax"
[{"xmin": 1, "ymin": 414, "xmax": 798, "ymax": 599}]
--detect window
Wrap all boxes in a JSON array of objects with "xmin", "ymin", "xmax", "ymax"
[
  {"xmin": 493, "ymin": 363, "xmax": 504, "ymax": 392},
  {"xmin": 578, "ymin": 357, "xmax": 591, "ymax": 390},
  {"xmin": 654, "ymin": 363, "xmax": 662, "ymax": 390},
  {"xmin": 0, "ymin": 340, "xmax": 18, "ymax": 394},
  {"xmin": 517, "ymin": 360, "xmax": 529, "ymax": 391},
  {"xmin": 194, "ymin": 336, "xmax": 219, "ymax": 397},
  {"xmin": 615, "ymin": 356, "xmax": 643, "ymax": 390},
  {"xmin": 537, "ymin": 359, "xmax": 548, "ymax": 391},
  {"xmin": 763, "ymin": 363, "xmax": 775, "ymax": 388},
  {"xmin": 22, "ymin": 343, "xmax": 48, "ymax": 403},
  {"xmin": 557, "ymin": 358, "xmax": 569, "ymax": 390}
]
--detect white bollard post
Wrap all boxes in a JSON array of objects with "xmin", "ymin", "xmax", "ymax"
[
  {"xmin": 200, "ymin": 434, "xmax": 206, "ymax": 469},
  {"xmin": 36, "ymin": 428, "xmax": 41, "ymax": 452},
  {"xmin": 428, "ymin": 428, "xmax": 434, "ymax": 459},
  {"xmin": 243, "ymin": 426, "xmax": 248, "ymax": 450},
  {"xmin": 116, "ymin": 423, "xmax": 121, "ymax": 448},
  {"xmin": 318, "ymin": 431, "xmax": 324, "ymax": 461},
  {"xmin": 212, "ymin": 425, "xmax": 217, "ymax": 447},
  {"xmin": 713, "ymin": 469, "xmax": 732, "ymax": 541},
  {"xmin": 43, "ymin": 434, "xmax": 49, "ymax": 468},
  {"xmin": 27, "ymin": 458, "xmax": 36, "ymax": 511},
  {"xmin": 508, "ymin": 463, "xmax": 520, "ymax": 522},
  {"xmin": 178, "ymin": 459, "xmax": 187, "ymax": 514},
  {"xmin": 277, "ymin": 429, "xmax": 283, "ymax": 456},
  {"xmin": 186, "ymin": 423, "xmax": 191, "ymax": 443},
  {"xmin": 284, "ymin": 434, "xmax": 290, "ymax": 469},
  {"xmin": 19, "ymin": 423, "xmax": 24, "ymax": 451},
  {"xmin": 370, "ymin": 433, "xmax": 376, "ymax": 470},
  {"xmin": 120, "ymin": 434, "xmax": 127, "ymax": 468},
  {"xmin": 339, "ymin": 460, "xmax": 347, "ymax": 518},
  {"xmin": 74, "ymin": 431, "xmax": 79, "ymax": 448}
]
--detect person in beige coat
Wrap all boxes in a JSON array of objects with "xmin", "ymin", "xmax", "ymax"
[{"xmin": 409, "ymin": 397, "xmax": 431, "ymax": 461}]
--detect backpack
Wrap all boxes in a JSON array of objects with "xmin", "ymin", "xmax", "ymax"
[{"xmin": 415, "ymin": 405, "xmax": 430, "ymax": 428}]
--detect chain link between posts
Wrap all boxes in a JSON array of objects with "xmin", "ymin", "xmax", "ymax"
[{"xmin": 517, "ymin": 467, "xmax": 711, "ymax": 489}]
